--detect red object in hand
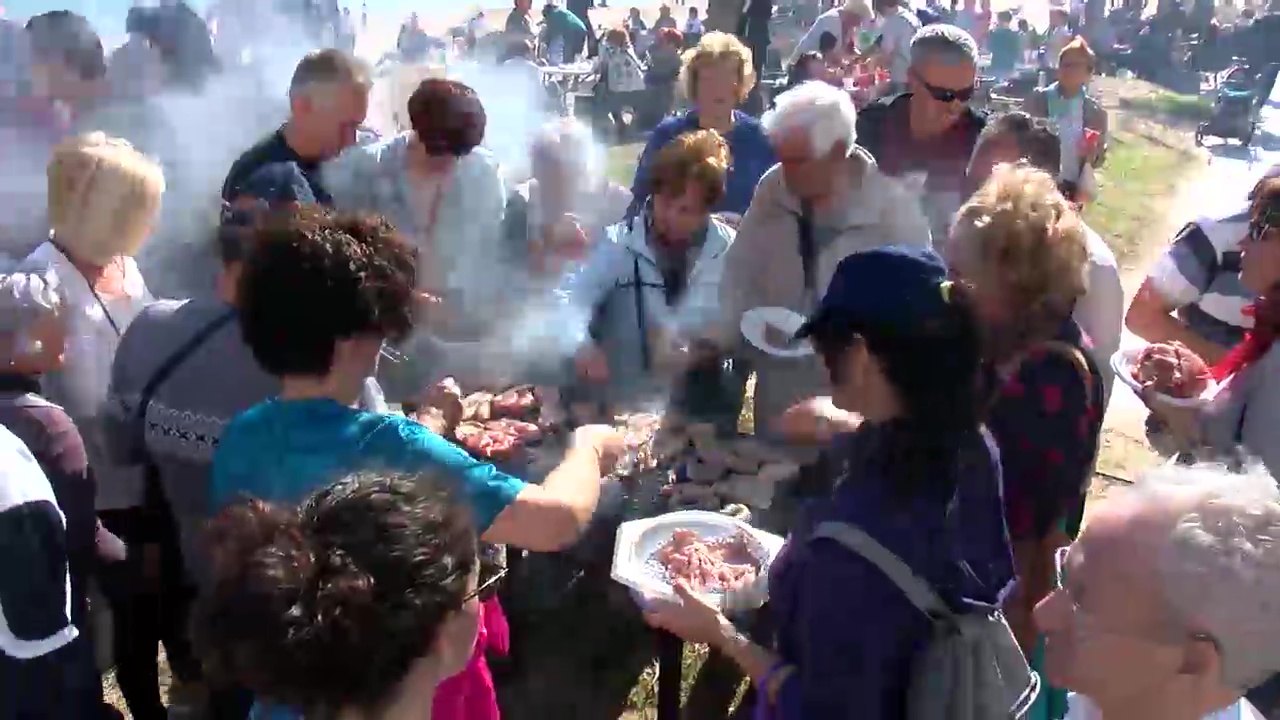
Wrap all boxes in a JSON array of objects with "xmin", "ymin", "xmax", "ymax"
[{"xmin": 1080, "ymin": 128, "xmax": 1102, "ymax": 157}]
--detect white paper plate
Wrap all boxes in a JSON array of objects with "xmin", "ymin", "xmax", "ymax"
[
  {"xmin": 1111, "ymin": 346, "xmax": 1218, "ymax": 408},
  {"xmin": 740, "ymin": 307, "xmax": 814, "ymax": 358},
  {"xmin": 611, "ymin": 511, "xmax": 785, "ymax": 613}
]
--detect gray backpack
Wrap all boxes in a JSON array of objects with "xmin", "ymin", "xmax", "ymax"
[{"xmin": 811, "ymin": 521, "xmax": 1039, "ymax": 720}]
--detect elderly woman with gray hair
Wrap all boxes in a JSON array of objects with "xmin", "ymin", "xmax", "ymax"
[
  {"xmin": 502, "ymin": 118, "xmax": 631, "ymax": 280},
  {"xmin": 856, "ymin": 24, "xmax": 986, "ymax": 245},
  {"xmin": 1035, "ymin": 463, "xmax": 1280, "ymax": 720},
  {"xmin": 0, "ymin": 270, "xmax": 114, "ymax": 718}
]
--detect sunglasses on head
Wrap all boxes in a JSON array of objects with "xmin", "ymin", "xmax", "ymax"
[
  {"xmin": 1249, "ymin": 203, "xmax": 1280, "ymax": 242},
  {"xmin": 914, "ymin": 73, "xmax": 976, "ymax": 103},
  {"xmin": 463, "ymin": 565, "xmax": 508, "ymax": 604}
]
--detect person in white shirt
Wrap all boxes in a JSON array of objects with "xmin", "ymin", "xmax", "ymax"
[
  {"xmin": 1034, "ymin": 463, "xmax": 1280, "ymax": 720},
  {"xmin": 20, "ymin": 132, "xmax": 193, "ymax": 720},
  {"xmin": 965, "ymin": 111, "xmax": 1123, "ymax": 401},
  {"xmin": 789, "ymin": 0, "xmax": 872, "ymax": 64},
  {"xmin": 0, "ymin": 425, "xmax": 98, "ymax": 717},
  {"xmin": 870, "ymin": 0, "xmax": 923, "ymax": 87}
]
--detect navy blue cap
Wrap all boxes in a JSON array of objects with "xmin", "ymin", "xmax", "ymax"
[{"xmin": 796, "ymin": 245, "xmax": 954, "ymax": 338}]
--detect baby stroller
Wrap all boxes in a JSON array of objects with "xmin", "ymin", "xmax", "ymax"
[{"xmin": 1196, "ymin": 63, "xmax": 1260, "ymax": 146}]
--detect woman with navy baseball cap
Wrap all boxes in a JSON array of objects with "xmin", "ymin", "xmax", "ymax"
[{"xmin": 644, "ymin": 245, "xmax": 1015, "ymax": 718}]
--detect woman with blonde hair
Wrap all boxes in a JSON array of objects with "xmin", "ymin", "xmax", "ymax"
[
  {"xmin": 559, "ymin": 129, "xmax": 738, "ymax": 417},
  {"xmin": 948, "ymin": 163, "xmax": 1105, "ymax": 720},
  {"xmin": 627, "ymin": 32, "xmax": 776, "ymax": 218},
  {"xmin": 23, "ymin": 132, "xmax": 194, "ymax": 720}
]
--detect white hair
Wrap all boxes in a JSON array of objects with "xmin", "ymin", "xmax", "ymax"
[
  {"xmin": 0, "ymin": 271, "xmax": 62, "ymax": 355},
  {"xmin": 761, "ymin": 81, "xmax": 858, "ymax": 158},
  {"xmin": 1127, "ymin": 463, "xmax": 1280, "ymax": 690},
  {"xmin": 531, "ymin": 118, "xmax": 603, "ymax": 184},
  {"xmin": 842, "ymin": 0, "xmax": 872, "ymax": 16}
]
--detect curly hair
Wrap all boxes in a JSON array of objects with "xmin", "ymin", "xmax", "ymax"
[
  {"xmin": 649, "ymin": 129, "xmax": 731, "ymax": 208},
  {"xmin": 952, "ymin": 163, "xmax": 1087, "ymax": 343},
  {"xmin": 237, "ymin": 205, "xmax": 417, "ymax": 377},
  {"xmin": 679, "ymin": 32, "xmax": 756, "ymax": 103},
  {"xmin": 655, "ymin": 27, "xmax": 684, "ymax": 49},
  {"xmin": 193, "ymin": 472, "xmax": 477, "ymax": 715},
  {"xmin": 407, "ymin": 78, "xmax": 486, "ymax": 157}
]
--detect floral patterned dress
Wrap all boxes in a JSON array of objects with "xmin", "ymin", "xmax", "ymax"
[{"xmin": 986, "ymin": 319, "xmax": 1105, "ymax": 720}]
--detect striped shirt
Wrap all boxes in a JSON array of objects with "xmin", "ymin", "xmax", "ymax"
[{"xmin": 1147, "ymin": 207, "xmax": 1255, "ymax": 349}]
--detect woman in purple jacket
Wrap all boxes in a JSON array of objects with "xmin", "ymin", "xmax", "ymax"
[{"xmin": 644, "ymin": 245, "xmax": 1015, "ymax": 718}]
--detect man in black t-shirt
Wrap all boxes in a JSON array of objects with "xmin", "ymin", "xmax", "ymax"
[
  {"xmin": 856, "ymin": 24, "xmax": 985, "ymax": 244},
  {"xmin": 221, "ymin": 48, "xmax": 370, "ymax": 205}
]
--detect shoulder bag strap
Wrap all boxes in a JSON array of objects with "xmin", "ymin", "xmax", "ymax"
[
  {"xmin": 796, "ymin": 201, "xmax": 817, "ymax": 311},
  {"xmin": 811, "ymin": 520, "xmax": 953, "ymax": 620},
  {"xmin": 48, "ymin": 239, "xmax": 123, "ymax": 337},
  {"xmin": 1036, "ymin": 340, "xmax": 1096, "ymax": 414},
  {"xmin": 131, "ymin": 310, "xmax": 237, "ymax": 459}
]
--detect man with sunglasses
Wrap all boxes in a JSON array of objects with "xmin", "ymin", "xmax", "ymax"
[
  {"xmin": 855, "ymin": 24, "xmax": 986, "ymax": 243},
  {"xmin": 221, "ymin": 48, "xmax": 371, "ymax": 206},
  {"xmin": 1125, "ymin": 170, "xmax": 1279, "ymax": 371},
  {"xmin": 1034, "ymin": 463, "xmax": 1280, "ymax": 720}
]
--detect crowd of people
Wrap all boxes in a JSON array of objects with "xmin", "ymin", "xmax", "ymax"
[{"xmin": 5, "ymin": 3, "xmax": 1280, "ymax": 720}]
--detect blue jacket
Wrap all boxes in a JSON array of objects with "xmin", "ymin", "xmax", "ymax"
[
  {"xmin": 628, "ymin": 110, "xmax": 777, "ymax": 218},
  {"xmin": 553, "ymin": 215, "xmax": 736, "ymax": 407}
]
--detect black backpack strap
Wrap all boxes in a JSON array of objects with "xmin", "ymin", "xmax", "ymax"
[
  {"xmin": 131, "ymin": 310, "xmax": 237, "ymax": 460},
  {"xmin": 797, "ymin": 201, "xmax": 818, "ymax": 311},
  {"xmin": 631, "ymin": 254, "xmax": 652, "ymax": 373}
]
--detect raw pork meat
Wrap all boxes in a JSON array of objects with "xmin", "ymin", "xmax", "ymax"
[
  {"xmin": 654, "ymin": 529, "xmax": 759, "ymax": 592},
  {"xmin": 1132, "ymin": 341, "xmax": 1211, "ymax": 398}
]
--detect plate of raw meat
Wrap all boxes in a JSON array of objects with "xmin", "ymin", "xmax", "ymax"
[
  {"xmin": 1112, "ymin": 343, "xmax": 1218, "ymax": 407},
  {"xmin": 611, "ymin": 511, "xmax": 785, "ymax": 612}
]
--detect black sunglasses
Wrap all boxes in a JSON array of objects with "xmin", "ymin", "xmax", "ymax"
[{"xmin": 913, "ymin": 72, "xmax": 976, "ymax": 103}]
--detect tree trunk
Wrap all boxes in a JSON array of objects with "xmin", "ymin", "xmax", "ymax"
[{"xmin": 706, "ymin": 0, "xmax": 745, "ymax": 34}]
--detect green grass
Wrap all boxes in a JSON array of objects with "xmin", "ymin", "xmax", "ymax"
[
  {"xmin": 1081, "ymin": 127, "xmax": 1200, "ymax": 263},
  {"xmin": 1120, "ymin": 90, "xmax": 1213, "ymax": 123},
  {"xmin": 608, "ymin": 142, "xmax": 647, "ymax": 186}
]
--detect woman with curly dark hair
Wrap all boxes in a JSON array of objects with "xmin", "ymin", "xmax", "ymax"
[
  {"xmin": 195, "ymin": 472, "xmax": 484, "ymax": 720},
  {"xmin": 211, "ymin": 204, "xmax": 619, "ymax": 549},
  {"xmin": 210, "ymin": 204, "xmax": 622, "ymax": 720},
  {"xmin": 326, "ymin": 78, "xmax": 507, "ymax": 402}
]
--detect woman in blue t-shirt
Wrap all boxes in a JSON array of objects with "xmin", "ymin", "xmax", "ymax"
[{"xmin": 209, "ymin": 204, "xmax": 623, "ymax": 717}]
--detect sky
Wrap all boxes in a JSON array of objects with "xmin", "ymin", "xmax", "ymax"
[{"xmin": 2, "ymin": 0, "xmax": 505, "ymax": 44}]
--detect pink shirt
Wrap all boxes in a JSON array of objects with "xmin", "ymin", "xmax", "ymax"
[{"xmin": 432, "ymin": 598, "xmax": 509, "ymax": 720}]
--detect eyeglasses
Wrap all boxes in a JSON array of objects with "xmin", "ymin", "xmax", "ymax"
[
  {"xmin": 462, "ymin": 565, "xmax": 508, "ymax": 604},
  {"xmin": 913, "ymin": 72, "xmax": 976, "ymax": 103},
  {"xmin": 1053, "ymin": 546, "xmax": 1223, "ymax": 656}
]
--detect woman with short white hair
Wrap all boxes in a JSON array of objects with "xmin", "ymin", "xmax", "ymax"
[
  {"xmin": 1036, "ymin": 463, "xmax": 1280, "ymax": 720},
  {"xmin": 502, "ymin": 118, "xmax": 630, "ymax": 279},
  {"xmin": 720, "ymin": 79, "xmax": 931, "ymax": 439},
  {"xmin": 22, "ymin": 132, "xmax": 199, "ymax": 720}
]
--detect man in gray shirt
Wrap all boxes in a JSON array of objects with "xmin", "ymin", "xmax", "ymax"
[{"xmin": 104, "ymin": 196, "xmax": 388, "ymax": 587}]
